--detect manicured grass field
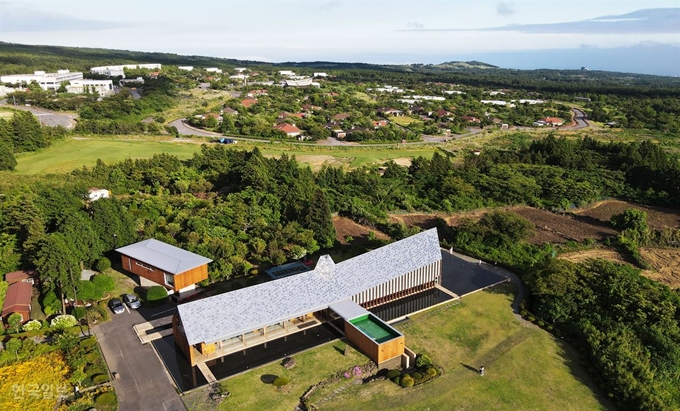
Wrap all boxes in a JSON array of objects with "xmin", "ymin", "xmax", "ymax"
[
  {"xmin": 390, "ymin": 116, "xmax": 421, "ymax": 126},
  {"xmin": 181, "ymin": 342, "xmax": 368, "ymax": 411},
  {"xmin": 14, "ymin": 138, "xmax": 437, "ymax": 174},
  {"xmin": 15, "ymin": 138, "xmax": 203, "ymax": 174},
  {"xmin": 311, "ymin": 283, "xmax": 614, "ymax": 411}
]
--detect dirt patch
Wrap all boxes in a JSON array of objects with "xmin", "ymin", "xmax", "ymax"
[
  {"xmin": 574, "ymin": 200, "xmax": 680, "ymax": 229},
  {"xmin": 332, "ymin": 217, "xmax": 389, "ymax": 245},
  {"xmin": 512, "ymin": 207, "xmax": 617, "ymax": 245},
  {"xmin": 391, "ymin": 157, "xmax": 412, "ymax": 167},
  {"xmin": 639, "ymin": 247, "xmax": 680, "ymax": 289},
  {"xmin": 559, "ymin": 248, "xmax": 630, "ymax": 265},
  {"xmin": 289, "ymin": 155, "xmax": 351, "ymax": 171}
]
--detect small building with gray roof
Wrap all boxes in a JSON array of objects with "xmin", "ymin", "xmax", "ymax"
[
  {"xmin": 173, "ymin": 228, "xmax": 442, "ymax": 366},
  {"xmin": 116, "ymin": 239, "xmax": 212, "ymax": 296}
]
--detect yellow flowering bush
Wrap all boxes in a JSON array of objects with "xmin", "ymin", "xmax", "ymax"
[{"xmin": 0, "ymin": 352, "xmax": 70, "ymax": 411}]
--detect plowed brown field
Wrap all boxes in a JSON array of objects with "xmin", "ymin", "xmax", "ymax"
[
  {"xmin": 559, "ymin": 248, "xmax": 630, "ymax": 265},
  {"xmin": 639, "ymin": 247, "xmax": 680, "ymax": 289},
  {"xmin": 332, "ymin": 216, "xmax": 389, "ymax": 245},
  {"xmin": 574, "ymin": 200, "xmax": 680, "ymax": 229},
  {"xmin": 511, "ymin": 207, "xmax": 618, "ymax": 244}
]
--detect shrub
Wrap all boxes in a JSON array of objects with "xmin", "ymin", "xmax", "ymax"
[
  {"xmin": 93, "ymin": 374, "xmax": 110, "ymax": 384},
  {"xmin": 146, "ymin": 286, "xmax": 168, "ymax": 302},
  {"xmin": 7, "ymin": 313, "xmax": 23, "ymax": 333},
  {"xmin": 527, "ymin": 316, "xmax": 536, "ymax": 322},
  {"xmin": 391, "ymin": 376, "xmax": 401, "ymax": 384},
  {"xmin": 84, "ymin": 363, "xmax": 101, "ymax": 376},
  {"xmin": 426, "ymin": 367, "xmax": 437, "ymax": 377},
  {"xmin": 400, "ymin": 375, "xmax": 414, "ymax": 387},
  {"xmin": 415, "ymin": 354, "xmax": 433, "ymax": 369},
  {"xmin": 537, "ymin": 320, "xmax": 545, "ymax": 327},
  {"xmin": 385, "ymin": 370, "xmax": 401, "ymax": 379},
  {"xmin": 51, "ymin": 314, "xmax": 78, "ymax": 329},
  {"xmin": 80, "ymin": 336, "xmax": 97, "ymax": 348},
  {"xmin": 96, "ymin": 300, "xmax": 109, "ymax": 321},
  {"xmin": 73, "ymin": 307, "xmax": 87, "ymax": 320},
  {"xmin": 92, "ymin": 274, "xmax": 115, "ymax": 293},
  {"xmin": 412, "ymin": 372, "xmax": 423, "ymax": 380},
  {"xmin": 272, "ymin": 377, "xmax": 290, "ymax": 387},
  {"xmin": 94, "ymin": 257, "xmax": 111, "ymax": 272},
  {"xmin": 95, "ymin": 391, "xmax": 116, "ymax": 405},
  {"xmin": 42, "ymin": 291, "xmax": 61, "ymax": 316},
  {"xmin": 22, "ymin": 319, "xmax": 42, "ymax": 332},
  {"xmin": 86, "ymin": 352, "xmax": 100, "ymax": 363}
]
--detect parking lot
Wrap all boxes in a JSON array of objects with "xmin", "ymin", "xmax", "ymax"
[{"xmin": 93, "ymin": 303, "xmax": 186, "ymax": 411}]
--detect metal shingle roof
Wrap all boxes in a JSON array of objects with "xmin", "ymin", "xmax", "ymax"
[
  {"xmin": 177, "ymin": 228, "xmax": 441, "ymax": 345},
  {"xmin": 116, "ymin": 239, "xmax": 213, "ymax": 275}
]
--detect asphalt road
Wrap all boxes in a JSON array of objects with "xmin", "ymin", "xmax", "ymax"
[
  {"xmin": 169, "ymin": 118, "xmax": 223, "ymax": 138},
  {"xmin": 94, "ymin": 304, "xmax": 186, "ymax": 411},
  {"xmin": 568, "ymin": 108, "xmax": 589, "ymax": 129},
  {"xmin": 3, "ymin": 105, "xmax": 77, "ymax": 129}
]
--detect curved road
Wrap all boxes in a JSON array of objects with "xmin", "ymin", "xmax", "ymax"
[
  {"xmin": 566, "ymin": 108, "xmax": 589, "ymax": 129},
  {"xmin": 1, "ymin": 104, "xmax": 77, "ymax": 129}
]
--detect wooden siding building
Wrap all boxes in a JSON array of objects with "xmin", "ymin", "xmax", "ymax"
[
  {"xmin": 116, "ymin": 239, "xmax": 212, "ymax": 295},
  {"xmin": 175, "ymin": 228, "xmax": 442, "ymax": 366}
]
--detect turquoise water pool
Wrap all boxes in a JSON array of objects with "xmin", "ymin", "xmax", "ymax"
[{"xmin": 350, "ymin": 314, "xmax": 400, "ymax": 343}]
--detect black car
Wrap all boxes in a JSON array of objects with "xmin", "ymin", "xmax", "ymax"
[{"xmin": 109, "ymin": 298, "xmax": 125, "ymax": 314}]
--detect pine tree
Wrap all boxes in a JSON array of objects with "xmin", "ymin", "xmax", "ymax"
[
  {"xmin": 305, "ymin": 189, "xmax": 336, "ymax": 249},
  {"xmin": 0, "ymin": 140, "xmax": 17, "ymax": 171},
  {"xmin": 11, "ymin": 111, "xmax": 46, "ymax": 152}
]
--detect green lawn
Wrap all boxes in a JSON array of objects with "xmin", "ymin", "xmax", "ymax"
[
  {"xmin": 182, "ymin": 341, "xmax": 368, "ymax": 411},
  {"xmin": 312, "ymin": 283, "xmax": 614, "ymax": 411},
  {"xmin": 14, "ymin": 138, "xmax": 438, "ymax": 174},
  {"xmin": 391, "ymin": 116, "xmax": 421, "ymax": 126},
  {"xmin": 15, "ymin": 138, "xmax": 203, "ymax": 174}
]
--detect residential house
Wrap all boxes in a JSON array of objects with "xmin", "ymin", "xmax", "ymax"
[
  {"xmin": 461, "ymin": 116, "xmax": 481, "ymax": 124},
  {"xmin": 116, "ymin": 239, "xmax": 212, "ymax": 297},
  {"xmin": 301, "ymin": 104, "xmax": 322, "ymax": 112},
  {"xmin": 205, "ymin": 68, "xmax": 222, "ymax": 73},
  {"xmin": 240, "ymin": 98, "xmax": 258, "ymax": 108},
  {"xmin": 273, "ymin": 123, "xmax": 302, "ymax": 138},
  {"xmin": 88, "ymin": 188, "xmax": 110, "ymax": 202},
  {"xmin": 202, "ymin": 112, "xmax": 223, "ymax": 123},
  {"xmin": 377, "ymin": 108, "xmax": 404, "ymax": 117},
  {"xmin": 247, "ymin": 89, "xmax": 268, "ymax": 97},
  {"xmin": 373, "ymin": 120, "xmax": 388, "ymax": 128},
  {"xmin": 332, "ymin": 113, "xmax": 351, "ymax": 121},
  {"xmin": 332, "ymin": 129, "xmax": 347, "ymax": 139},
  {"xmin": 2, "ymin": 280, "xmax": 32, "ymax": 323},
  {"xmin": 222, "ymin": 107, "xmax": 239, "ymax": 116},
  {"xmin": 543, "ymin": 117, "xmax": 564, "ymax": 126},
  {"xmin": 5, "ymin": 271, "xmax": 36, "ymax": 285}
]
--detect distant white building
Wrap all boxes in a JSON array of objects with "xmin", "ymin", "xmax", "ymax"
[
  {"xmin": 488, "ymin": 91, "xmax": 505, "ymax": 96},
  {"xmin": 411, "ymin": 95, "xmax": 446, "ymax": 101},
  {"xmin": 0, "ymin": 85, "xmax": 20, "ymax": 97},
  {"xmin": 178, "ymin": 66, "xmax": 194, "ymax": 71},
  {"xmin": 278, "ymin": 70, "xmax": 295, "ymax": 77},
  {"xmin": 88, "ymin": 188, "xmax": 110, "ymax": 202},
  {"xmin": 443, "ymin": 90, "xmax": 465, "ymax": 95},
  {"xmin": 234, "ymin": 68, "xmax": 247, "ymax": 72},
  {"xmin": 1, "ymin": 70, "xmax": 83, "ymax": 91},
  {"xmin": 119, "ymin": 77, "xmax": 145, "ymax": 86},
  {"xmin": 313, "ymin": 72, "xmax": 328, "ymax": 77},
  {"xmin": 66, "ymin": 79, "xmax": 114, "ymax": 95},
  {"xmin": 205, "ymin": 68, "xmax": 222, "ymax": 73},
  {"xmin": 229, "ymin": 74, "xmax": 249, "ymax": 80},
  {"xmin": 481, "ymin": 100, "xmax": 508, "ymax": 106},
  {"xmin": 89, "ymin": 64, "xmax": 162, "ymax": 78}
]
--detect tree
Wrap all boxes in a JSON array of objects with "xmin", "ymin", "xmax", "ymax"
[
  {"xmin": 34, "ymin": 233, "xmax": 81, "ymax": 314},
  {"xmin": 305, "ymin": 189, "xmax": 336, "ymax": 249},
  {"xmin": 10, "ymin": 111, "xmax": 46, "ymax": 152},
  {"xmin": 5, "ymin": 338, "xmax": 21, "ymax": 360},
  {"xmin": 0, "ymin": 140, "xmax": 17, "ymax": 171},
  {"xmin": 7, "ymin": 313, "xmax": 23, "ymax": 333}
]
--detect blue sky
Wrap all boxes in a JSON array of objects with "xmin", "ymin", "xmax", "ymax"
[{"xmin": 1, "ymin": 1, "xmax": 679, "ymax": 75}]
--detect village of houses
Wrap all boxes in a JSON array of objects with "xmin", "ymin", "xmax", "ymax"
[{"xmin": 1, "ymin": 63, "xmax": 575, "ymax": 144}]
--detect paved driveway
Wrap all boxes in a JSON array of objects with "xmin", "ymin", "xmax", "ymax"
[
  {"xmin": 440, "ymin": 250, "xmax": 508, "ymax": 296},
  {"xmin": 94, "ymin": 305, "xmax": 186, "ymax": 411}
]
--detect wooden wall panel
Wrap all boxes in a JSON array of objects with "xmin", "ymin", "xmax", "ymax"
[
  {"xmin": 173, "ymin": 315, "xmax": 196, "ymax": 366},
  {"xmin": 175, "ymin": 265, "xmax": 209, "ymax": 290},
  {"xmin": 119, "ymin": 254, "xmax": 208, "ymax": 292},
  {"xmin": 377, "ymin": 336, "xmax": 405, "ymax": 364},
  {"xmin": 344, "ymin": 321, "xmax": 379, "ymax": 362}
]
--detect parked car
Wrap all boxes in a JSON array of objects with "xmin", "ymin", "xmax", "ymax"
[
  {"xmin": 123, "ymin": 294, "xmax": 141, "ymax": 309},
  {"xmin": 109, "ymin": 298, "xmax": 125, "ymax": 314}
]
